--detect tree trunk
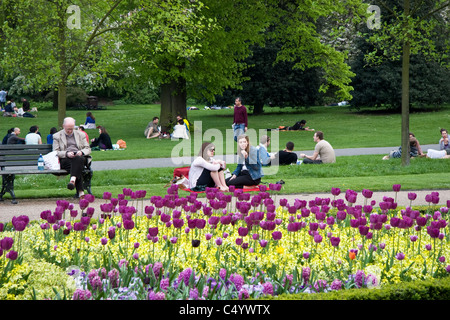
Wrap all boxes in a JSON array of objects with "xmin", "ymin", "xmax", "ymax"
[
  {"xmin": 160, "ymin": 78, "xmax": 187, "ymax": 132},
  {"xmin": 401, "ymin": 0, "xmax": 411, "ymax": 167},
  {"xmin": 252, "ymin": 101, "xmax": 264, "ymax": 115},
  {"xmin": 57, "ymin": 83, "xmax": 67, "ymax": 129}
]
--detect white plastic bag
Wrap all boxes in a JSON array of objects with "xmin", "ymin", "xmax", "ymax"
[{"xmin": 42, "ymin": 151, "xmax": 61, "ymax": 170}]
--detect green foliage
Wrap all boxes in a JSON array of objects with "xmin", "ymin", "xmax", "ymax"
[{"xmin": 265, "ymin": 276, "xmax": 450, "ymax": 300}]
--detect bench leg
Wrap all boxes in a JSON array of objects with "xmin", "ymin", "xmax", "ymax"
[
  {"xmin": 0, "ymin": 174, "xmax": 18, "ymax": 204},
  {"xmin": 83, "ymin": 169, "xmax": 93, "ymax": 195}
]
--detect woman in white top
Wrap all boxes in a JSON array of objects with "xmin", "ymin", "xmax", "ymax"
[
  {"xmin": 189, "ymin": 142, "xmax": 228, "ymax": 192},
  {"xmin": 25, "ymin": 125, "xmax": 42, "ymax": 145}
]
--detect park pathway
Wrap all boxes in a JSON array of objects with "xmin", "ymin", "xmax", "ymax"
[{"xmin": 1, "ymin": 144, "xmax": 448, "ymax": 223}]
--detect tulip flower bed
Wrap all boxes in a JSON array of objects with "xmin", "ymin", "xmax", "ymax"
[{"xmin": 0, "ymin": 183, "xmax": 449, "ymax": 300}]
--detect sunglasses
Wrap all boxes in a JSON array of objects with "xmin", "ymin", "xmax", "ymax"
[{"xmin": 209, "ymin": 148, "xmax": 215, "ymax": 152}]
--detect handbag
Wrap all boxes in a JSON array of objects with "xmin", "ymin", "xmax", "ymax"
[{"xmin": 42, "ymin": 151, "xmax": 61, "ymax": 170}]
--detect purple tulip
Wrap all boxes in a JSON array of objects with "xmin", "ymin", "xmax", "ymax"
[
  {"xmin": 123, "ymin": 220, "xmax": 135, "ymax": 230},
  {"xmin": 427, "ymin": 226, "xmax": 440, "ymax": 238},
  {"xmin": 331, "ymin": 187, "xmax": 341, "ymax": 196},
  {"xmin": 172, "ymin": 219, "xmax": 184, "ymax": 229},
  {"xmin": 215, "ymin": 238, "xmax": 223, "ymax": 246},
  {"xmin": 330, "ymin": 236, "xmax": 340, "ymax": 247},
  {"xmin": 0, "ymin": 237, "xmax": 14, "ymax": 251},
  {"xmin": 358, "ymin": 225, "xmax": 370, "ymax": 236},
  {"xmin": 6, "ymin": 250, "xmax": 18, "ymax": 260},
  {"xmin": 238, "ymin": 227, "xmax": 249, "ymax": 237},
  {"xmin": 259, "ymin": 240, "xmax": 268, "ymax": 248},
  {"xmin": 309, "ymin": 222, "xmax": 319, "ymax": 231},
  {"xmin": 313, "ymin": 234, "xmax": 323, "ymax": 244},
  {"xmin": 336, "ymin": 210, "xmax": 346, "ymax": 221},
  {"xmin": 272, "ymin": 231, "xmax": 282, "ymax": 240},
  {"xmin": 392, "ymin": 184, "xmax": 401, "ymax": 192},
  {"xmin": 170, "ymin": 237, "xmax": 178, "ymax": 244},
  {"xmin": 408, "ymin": 192, "xmax": 417, "ymax": 201},
  {"xmin": 395, "ymin": 252, "xmax": 405, "ymax": 260},
  {"xmin": 362, "ymin": 189, "xmax": 373, "ymax": 199}
]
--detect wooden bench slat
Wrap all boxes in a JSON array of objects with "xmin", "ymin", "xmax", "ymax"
[{"xmin": 0, "ymin": 144, "xmax": 93, "ymax": 203}]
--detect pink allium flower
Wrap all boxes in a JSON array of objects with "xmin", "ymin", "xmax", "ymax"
[
  {"xmin": 330, "ymin": 279, "xmax": 342, "ymax": 290},
  {"xmin": 229, "ymin": 273, "xmax": 244, "ymax": 291},
  {"xmin": 262, "ymin": 282, "xmax": 274, "ymax": 296},
  {"xmin": 148, "ymin": 291, "xmax": 165, "ymax": 300},
  {"xmin": 238, "ymin": 288, "xmax": 249, "ymax": 300},
  {"xmin": 73, "ymin": 289, "xmax": 92, "ymax": 300}
]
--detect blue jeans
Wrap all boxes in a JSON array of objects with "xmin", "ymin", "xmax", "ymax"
[{"xmin": 233, "ymin": 123, "xmax": 245, "ymax": 142}]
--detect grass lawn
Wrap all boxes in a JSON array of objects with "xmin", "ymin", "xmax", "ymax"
[
  {"xmin": 2, "ymin": 103, "xmax": 449, "ymax": 201},
  {"xmin": 2, "ymin": 103, "xmax": 449, "ymax": 161},
  {"xmin": 7, "ymin": 154, "xmax": 450, "ymax": 200}
]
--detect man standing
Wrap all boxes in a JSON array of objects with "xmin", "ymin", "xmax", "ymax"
[
  {"xmin": 53, "ymin": 117, "xmax": 91, "ymax": 197},
  {"xmin": 275, "ymin": 141, "xmax": 298, "ymax": 165},
  {"xmin": 0, "ymin": 89, "xmax": 7, "ymax": 109},
  {"xmin": 233, "ymin": 97, "xmax": 248, "ymax": 142},
  {"xmin": 300, "ymin": 131, "xmax": 336, "ymax": 164}
]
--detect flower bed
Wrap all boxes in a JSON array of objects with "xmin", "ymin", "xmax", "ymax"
[{"xmin": 0, "ymin": 184, "xmax": 449, "ymax": 300}]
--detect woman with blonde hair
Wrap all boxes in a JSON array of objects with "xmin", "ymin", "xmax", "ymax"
[
  {"xmin": 226, "ymin": 134, "xmax": 263, "ymax": 188},
  {"xmin": 189, "ymin": 142, "xmax": 228, "ymax": 191}
]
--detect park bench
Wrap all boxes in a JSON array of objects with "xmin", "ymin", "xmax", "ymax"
[{"xmin": 0, "ymin": 144, "xmax": 92, "ymax": 204}]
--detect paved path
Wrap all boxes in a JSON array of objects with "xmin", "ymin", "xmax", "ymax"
[
  {"xmin": 91, "ymin": 144, "xmax": 441, "ymax": 171},
  {"xmin": 1, "ymin": 144, "xmax": 447, "ymax": 223}
]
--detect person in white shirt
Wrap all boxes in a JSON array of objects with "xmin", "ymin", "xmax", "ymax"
[
  {"xmin": 189, "ymin": 142, "xmax": 228, "ymax": 191},
  {"xmin": 25, "ymin": 125, "xmax": 42, "ymax": 145}
]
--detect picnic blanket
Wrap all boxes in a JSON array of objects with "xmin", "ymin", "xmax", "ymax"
[{"xmin": 179, "ymin": 186, "xmax": 261, "ymax": 193}]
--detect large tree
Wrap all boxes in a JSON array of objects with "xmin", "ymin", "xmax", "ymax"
[
  {"xmin": 364, "ymin": 0, "xmax": 450, "ymax": 166},
  {"xmin": 0, "ymin": 0, "xmax": 125, "ymax": 128},
  {"xmin": 120, "ymin": 0, "xmax": 270, "ymax": 130}
]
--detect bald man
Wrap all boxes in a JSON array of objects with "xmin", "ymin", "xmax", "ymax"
[{"xmin": 53, "ymin": 117, "xmax": 91, "ymax": 198}]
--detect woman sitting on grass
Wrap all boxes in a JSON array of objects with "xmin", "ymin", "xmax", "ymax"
[
  {"xmin": 83, "ymin": 112, "xmax": 96, "ymax": 129},
  {"xmin": 189, "ymin": 142, "xmax": 228, "ymax": 192},
  {"xmin": 226, "ymin": 134, "xmax": 263, "ymax": 189},
  {"xmin": 90, "ymin": 126, "xmax": 113, "ymax": 150}
]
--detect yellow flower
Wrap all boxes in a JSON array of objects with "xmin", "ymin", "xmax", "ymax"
[{"xmin": 276, "ymin": 246, "xmax": 284, "ymax": 255}]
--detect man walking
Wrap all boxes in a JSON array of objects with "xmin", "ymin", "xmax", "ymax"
[
  {"xmin": 300, "ymin": 131, "xmax": 336, "ymax": 164},
  {"xmin": 233, "ymin": 97, "xmax": 248, "ymax": 142}
]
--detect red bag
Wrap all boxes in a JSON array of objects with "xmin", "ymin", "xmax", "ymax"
[{"xmin": 173, "ymin": 166, "xmax": 190, "ymax": 179}]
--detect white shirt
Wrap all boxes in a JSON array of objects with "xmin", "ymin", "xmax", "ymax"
[
  {"xmin": 25, "ymin": 132, "xmax": 41, "ymax": 145},
  {"xmin": 189, "ymin": 157, "xmax": 220, "ymax": 189}
]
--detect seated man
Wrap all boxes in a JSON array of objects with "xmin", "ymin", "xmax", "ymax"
[
  {"xmin": 7, "ymin": 127, "xmax": 25, "ymax": 144},
  {"xmin": 53, "ymin": 117, "xmax": 91, "ymax": 198},
  {"xmin": 274, "ymin": 141, "xmax": 298, "ymax": 165},
  {"xmin": 145, "ymin": 116, "xmax": 162, "ymax": 139},
  {"xmin": 300, "ymin": 131, "xmax": 336, "ymax": 164},
  {"xmin": 257, "ymin": 135, "xmax": 275, "ymax": 166}
]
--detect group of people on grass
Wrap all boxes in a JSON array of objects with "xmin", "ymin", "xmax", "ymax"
[
  {"xmin": 186, "ymin": 96, "xmax": 449, "ymax": 192},
  {"xmin": 2, "ymin": 111, "xmax": 113, "ymax": 151},
  {"xmin": 186, "ymin": 97, "xmax": 337, "ymax": 191},
  {"xmin": 1, "ymin": 89, "xmax": 37, "ymax": 118},
  {"xmin": 144, "ymin": 115, "xmax": 190, "ymax": 140},
  {"xmin": 382, "ymin": 129, "xmax": 450, "ymax": 160}
]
